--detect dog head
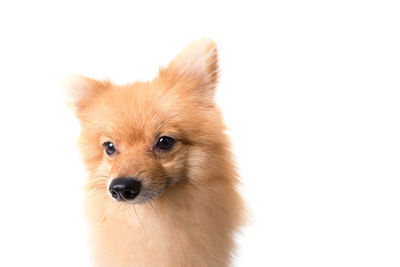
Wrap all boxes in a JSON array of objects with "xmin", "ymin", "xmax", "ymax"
[{"xmin": 65, "ymin": 39, "xmax": 230, "ymax": 204}]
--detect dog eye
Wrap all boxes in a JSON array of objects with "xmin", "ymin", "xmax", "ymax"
[
  {"xmin": 155, "ymin": 136, "xmax": 175, "ymax": 151},
  {"xmin": 103, "ymin": 141, "xmax": 116, "ymax": 156}
]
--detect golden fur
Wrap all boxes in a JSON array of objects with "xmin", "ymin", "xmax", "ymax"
[{"xmin": 66, "ymin": 39, "xmax": 245, "ymax": 267}]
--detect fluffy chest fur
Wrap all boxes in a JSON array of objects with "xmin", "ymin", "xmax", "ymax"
[{"xmin": 86, "ymin": 181, "xmax": 242, "ymax": 267}]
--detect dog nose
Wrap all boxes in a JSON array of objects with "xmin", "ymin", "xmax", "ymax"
[{"xmin": 109, "ymin": 177, "xmax": 142, "ymax": 201}]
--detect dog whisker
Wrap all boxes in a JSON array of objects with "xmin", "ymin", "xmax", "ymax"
[{"xmin": 133, "ymin": 206, "xmax": 144, "ymax": 228}]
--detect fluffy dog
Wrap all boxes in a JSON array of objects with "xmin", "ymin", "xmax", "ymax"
[{"xmin": 66, "ymin": 39, "xmax": 245, "ymax": 267}]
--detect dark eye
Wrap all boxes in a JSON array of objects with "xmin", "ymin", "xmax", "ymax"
[
  {"xmin": 103, "ymin": 141, "xmax": 116, "ymax": 156},
  {"xmin": 156, "ymin": 136, "xmax": 175, "ymax": 151}
]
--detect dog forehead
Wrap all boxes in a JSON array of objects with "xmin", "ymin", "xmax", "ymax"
[
  {"xmin": 94, "ymin": 84, "xmax": 179, "ymax": 140},
  {"xmin": 113, "ymin": 82, "xmax": 179, "ymax": 110}
]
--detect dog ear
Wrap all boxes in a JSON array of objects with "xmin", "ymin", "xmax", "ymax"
[
  {"xmin": 160, "ymin": 39, "xmax": 219, "ymax": 102},
  {"xmin": 62, "ymin": 75, "xmax": 110, "ymax": 114}
]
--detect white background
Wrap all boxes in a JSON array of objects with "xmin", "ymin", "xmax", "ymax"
[{"xmin": 0, "ymin": 1, "xmax": 399, "ymax": 266}]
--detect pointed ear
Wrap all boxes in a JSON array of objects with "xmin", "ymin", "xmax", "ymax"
[
  {"xmin": 62, "ymin": 75, "xmax": 109, "ymax": 113},
  {"xmin": 160, "ymin": 38, "xmax": 219, "ymax": 102}
]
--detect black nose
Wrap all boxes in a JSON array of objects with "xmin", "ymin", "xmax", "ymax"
[{"xmin": 109, "ymin": 177, "xmax": 142, "ymax": 201}]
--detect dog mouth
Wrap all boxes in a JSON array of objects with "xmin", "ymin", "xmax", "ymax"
[
  {"xmin": 108, "ymin": 177, "xmax": 167, "ymax": 204},
  {"xmin": 129, "ymin": 188, "xmax": 164, "ymax": 204}
]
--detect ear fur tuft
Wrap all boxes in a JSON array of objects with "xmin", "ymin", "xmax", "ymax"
[
  {"xmin": 62, "ymin": 75, "xmax": 109, "ymax": 113},
  {"xmin": 160, "ymin": 38, "xmax": 219, "ymax": 101}
]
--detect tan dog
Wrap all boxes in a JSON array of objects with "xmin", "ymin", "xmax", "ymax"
[{"xmin": 66, "ymin": 39, "xmax": 245, "ymax": 267}]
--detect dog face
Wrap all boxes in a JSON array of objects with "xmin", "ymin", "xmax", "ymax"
[{"xmin": 66, "ymin": 39, "xmax": 228, "ymax": 204}]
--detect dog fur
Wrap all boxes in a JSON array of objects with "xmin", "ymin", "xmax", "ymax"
[{"xmin": 66, "ymin": 39, "xmax": 245, "ymax": 267}]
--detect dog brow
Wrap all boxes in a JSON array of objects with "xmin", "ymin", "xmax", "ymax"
[{"xmin": 81, "ymin": 118, "xmax": 111, "ymax": 136}]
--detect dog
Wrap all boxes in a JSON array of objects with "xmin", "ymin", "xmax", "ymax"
[{"xmin": 65, "ymin": 39, "xmax": 246, "ymax": 266}]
